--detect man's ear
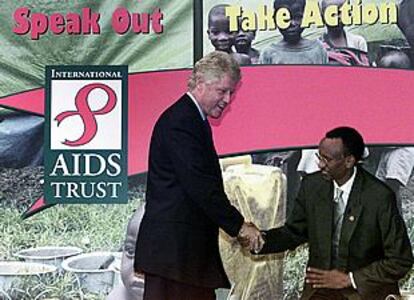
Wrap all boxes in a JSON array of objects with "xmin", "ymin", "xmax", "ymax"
[
  {"xmin": 195, "ymin": 76, "xmax": 206, "ymax": 93},
  {"xmin": 345, "ymin": 155, "xmax": 356, "ymax": 168}
]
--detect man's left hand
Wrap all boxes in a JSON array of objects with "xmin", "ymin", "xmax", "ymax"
[{"xmin": 305, "ymin": 267, "xmax": 351, "ymax": 289}]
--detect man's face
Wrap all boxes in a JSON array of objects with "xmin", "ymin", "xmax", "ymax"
[
  {"xmin": 279, "ymin": 4, "xmax": 304, "ymax": 44},
  {"xmin": 317, "ymin": 138, "xmax": 354, "ymax": 184},
  {"xmin": 208, "ymin": 14, "xmax": 235, "ymax": 52},
  {"xmin": 196, "ymin": 73, "xmax": 237, "ymax": 119}
]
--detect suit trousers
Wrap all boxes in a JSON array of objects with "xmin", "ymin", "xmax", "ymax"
[
  {"xmin": 309, "ymin": 288, "xmax": 362, "ymax": 300},
  {"xmin": 143, "ymin": 273, "xmax": 216, "ymax": 300}
]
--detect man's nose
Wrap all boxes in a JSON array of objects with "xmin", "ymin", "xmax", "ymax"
[{"xmin": 223, "ymin": 91, "xmax": 231, "ymax": 103}]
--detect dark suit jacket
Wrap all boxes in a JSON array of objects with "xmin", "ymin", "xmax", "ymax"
[
  {"xmin": 134, "ymin": 94, "xmax": 244, "ymax": 288},
  {"xmin": 260, "ymin": 167, "xmax": 413, "ymax": 300}
]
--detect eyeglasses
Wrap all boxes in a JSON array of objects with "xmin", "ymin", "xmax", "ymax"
[{"xmin": 315, "ymin": 152, "xmax": 343, "ymax": 165}]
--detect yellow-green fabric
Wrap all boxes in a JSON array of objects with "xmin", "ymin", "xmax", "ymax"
[{"xmin": 0, "ymin": 1, "xmax": 193, "ymax": 97}]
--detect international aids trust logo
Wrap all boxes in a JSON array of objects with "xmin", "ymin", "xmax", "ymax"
[
  {"xmin": 51, "ymin": 81, "xmax": 121, "ymax": 150},
  {"xmin": 45, "ymin": 66, "xmax": 128, "ymax": 204}
]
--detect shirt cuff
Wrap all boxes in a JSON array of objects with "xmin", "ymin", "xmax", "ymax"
[{"xmin": 349, "ymin": 272, "xmax": 357, "ymax": 289}]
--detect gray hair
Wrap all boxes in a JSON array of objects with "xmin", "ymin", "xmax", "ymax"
[{"xmin": 188, "ymin": 51, "xmax": 241, "ymax": 91}]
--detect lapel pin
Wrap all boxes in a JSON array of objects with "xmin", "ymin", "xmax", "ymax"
[{"xmin": 349, "ymin": 216, "xmax": 355, "ymax": 222}]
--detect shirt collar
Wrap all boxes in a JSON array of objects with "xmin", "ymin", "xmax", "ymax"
[
  {"xmin": 187, "ymin": 92, "xmax": 206, "ymax": 121},
  {"xmin": 334, "ymin": 167, "xmax": 357, "ymax": 197}
]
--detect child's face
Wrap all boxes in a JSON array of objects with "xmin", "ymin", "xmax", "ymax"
[
  {"xmin": 279, "ymin": 3, "xmax": 304, "ymax": 44},
  {"xmin": 235, "ymin": 30, "xmax": 255, "ymax": 52},
  {"xmin": 208, "ymin": 14, "xmax": 235, "ymax": 52},
  {"xmin": 121, "ymin": 206, "xmax": 145, "ymax": 299}
]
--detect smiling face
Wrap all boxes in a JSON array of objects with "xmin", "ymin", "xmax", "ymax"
[
  {"xmin": 208, "ymin": 13, "xmax": 235, "ymax": 53},
  {"xmin": 317, "ymin": 138, "xmax": 355, "ymax": 185},
  {"xmin": 194, "ymin": 73, "xmax": 238, "ymax": 119},
  {"xmin": 121, "ymin": 204, "xmax": 145, "ymax": 299}
]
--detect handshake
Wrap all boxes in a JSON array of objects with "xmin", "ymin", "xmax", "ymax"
[{"xmin": 237, "ymin": 221, "xmax": 265, "ymax": 253}]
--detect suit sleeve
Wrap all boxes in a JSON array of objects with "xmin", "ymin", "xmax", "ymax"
[
  {"xmin": 259, "ymin": 176, "xmax": 309, "ymax": 254},
  {"xmin": 161, "ymin": 115, "xmax": 244, "ymax": 237},
  {"xmin": 353, "ymin": 190, "xmax": 414, "ymax": 293}
]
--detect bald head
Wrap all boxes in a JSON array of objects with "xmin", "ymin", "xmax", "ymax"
[{"xmin": 378, "ymin": 51, "xmax": 411, "ymax": 69}]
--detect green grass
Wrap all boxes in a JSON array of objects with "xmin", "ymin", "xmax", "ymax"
[
  {"xmin": 0, "ymin": 196, "xmax": 143, "ymax": 299},
  {"xmin": 1, "ymin": 272, "xmax": 102, "ymax": 300},
  {"xmin": 1, "ymin": 199, "xmax": 143, "ymax": 260}
]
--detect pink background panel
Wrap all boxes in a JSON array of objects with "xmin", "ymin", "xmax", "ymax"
[
  {"xmin": 1, "ymin": 66, "xmax": 414, "ymax": 176},
  {"xmin": 211, "ymin": 66, "xmax": 414, "ymax": 155}
]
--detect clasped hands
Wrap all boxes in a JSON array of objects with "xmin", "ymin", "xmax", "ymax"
[{"xmin": 237, "ymin": 221, "xmax": 265, "ymax": 253}]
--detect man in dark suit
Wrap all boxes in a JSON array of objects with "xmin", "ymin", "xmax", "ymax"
[
  {"xmin": 258, "ymin": 127, "xmax": 413, "ymax": 300},
  {"xmin": 134, "ymin": 51, "xmax": 263, "ymax": 300}
]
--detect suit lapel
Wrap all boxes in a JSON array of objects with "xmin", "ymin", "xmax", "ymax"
[
  {"xmin": 339, "ymin": 169, "xmax": 363, "ymax": 262},
  {"xmin": 182, "ymin": 95, "xmax": 214, "ymax": 149},
  {"xmin": 184, "ymin": 94, "xmax": 215, "ymax": 147},
  {"xmin": 183, "ymin": 95, "xmax": 221, "ymax": 176}
]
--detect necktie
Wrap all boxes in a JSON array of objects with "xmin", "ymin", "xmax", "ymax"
[{"xmin": 332, "ymin": 189, "xmax": 345, "ymax": 265}]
